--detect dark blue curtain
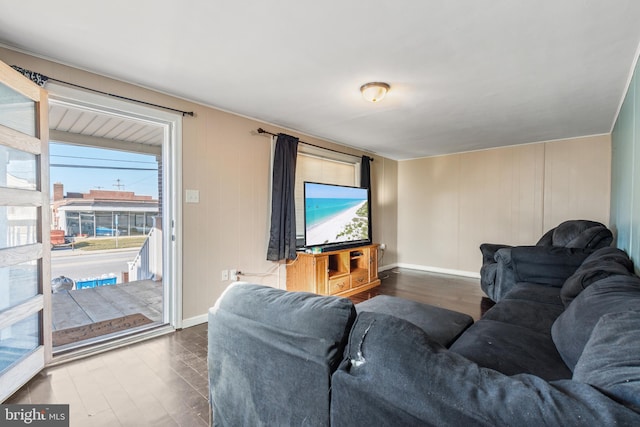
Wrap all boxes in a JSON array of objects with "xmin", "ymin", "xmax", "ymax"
[
  {"xmin": 360, "ymin": 155, "xmax": 372, "ymax": 188},
  {"xmin": 267, "ymin": 134, "xmax": 299, "ymax": 261}
]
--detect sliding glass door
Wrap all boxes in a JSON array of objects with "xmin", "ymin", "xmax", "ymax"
[{"xmin": 0, "ymin": 61, "xmax": 50, "ymax": 402}]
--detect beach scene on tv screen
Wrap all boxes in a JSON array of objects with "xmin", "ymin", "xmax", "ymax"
[{"xmin": 305, "ymin": 183, "xmax": 369, "ymax": 246}]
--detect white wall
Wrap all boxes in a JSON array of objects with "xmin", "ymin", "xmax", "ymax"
[{"xmin": 397, "ymin": 135, "xmax": 611, "ymax": 276}]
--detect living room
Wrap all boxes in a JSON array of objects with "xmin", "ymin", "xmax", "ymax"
[
  {"xmin": 2, "ymin": 1, "xmax": 640, "ymax": 424},
  {"xmin": 1, "ymin": 44, "xmax": 623, "ymax": 322}
]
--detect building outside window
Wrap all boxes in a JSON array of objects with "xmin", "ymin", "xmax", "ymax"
[{"xmin": 51, "ymin": 183, "xmax": 158, "ymax": 238}]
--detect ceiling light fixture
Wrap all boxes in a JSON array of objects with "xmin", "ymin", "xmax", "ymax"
[{"xmin": 360, "ymin": 82, "xmax": 390, "ymax": 103}]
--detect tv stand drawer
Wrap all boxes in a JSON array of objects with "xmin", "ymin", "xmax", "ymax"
[
  {"xmin": 351, "ymin": 271, "xmax": 368, "ymax": 288},
  {"xmin": 328, "ymin": 276, "xmax": 350, "ymax": 294}
]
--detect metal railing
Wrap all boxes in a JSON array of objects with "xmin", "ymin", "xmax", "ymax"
[{"xmin": 128, "ymin": 220, "xmax": 162, "ymax": 282}]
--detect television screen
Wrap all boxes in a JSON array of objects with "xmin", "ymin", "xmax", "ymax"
[{"xmin": 304, "ymin": 182, "xmax": 371, "ymax": 249}]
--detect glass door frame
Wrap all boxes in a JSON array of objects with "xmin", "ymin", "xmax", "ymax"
[
  {"xmin": 46, "ymin": 82, "xmax": 183, "ymax": 336},
  {"xmin": 0, "ymin": 61, "xmax": 50, "ymax": 402}
]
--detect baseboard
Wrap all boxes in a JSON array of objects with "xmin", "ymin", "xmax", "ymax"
[
  {"xmin": 181, "ymin": 313, "xmax": 208, "ymax": 329},
  {"xmin": 378, "ymin": 263, "xmax": 398, "ymax": 272},
  {"xmin": 393, "ymin": 263, "xmax": 480, "ymax": 279}
]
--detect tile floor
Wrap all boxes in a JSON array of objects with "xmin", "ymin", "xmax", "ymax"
[{"xmin": 7, "ymin": 324, "xmax": 209, "ymax": 426}]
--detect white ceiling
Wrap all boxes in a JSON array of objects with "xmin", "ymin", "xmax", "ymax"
[{"xmin": 1, "ymin": 0, "xmax": 640, "ymax": 160}]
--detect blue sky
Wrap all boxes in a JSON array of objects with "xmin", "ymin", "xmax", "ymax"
[
  {"xmin": 305, "ymin": 182, "xmax": 367, "ymax": 199},
  {"xmin": 50, "ymin": 142, "xmax": 159, "ymax": 198}
]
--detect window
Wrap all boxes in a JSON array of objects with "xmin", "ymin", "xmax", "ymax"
[{"xmin": 294, "ymin": 144, "xmax": 361, "ymax": 242}]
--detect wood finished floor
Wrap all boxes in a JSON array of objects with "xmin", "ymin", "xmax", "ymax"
[
  {"xmin": 6, "ymin": 268, "xmax": 485, "ymax": 426},
  {"xmin": 351, "ymin": 267, "xmax": 486, "ymax": 320}
]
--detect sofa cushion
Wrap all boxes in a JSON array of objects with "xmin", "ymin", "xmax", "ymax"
[
  {"xmin": 536, "ymin": 220, "xmax": 612, "ymax": 249},
  {"xmin": 573, "ymin": 311, "xmax": 640, "ymax": 411},
  {"xmin": 356, "ymin": 295, "xmax": 473, "ymax": 347},
  {"xmin": 560, "ymin": 247, "xmax": 634, "ymax": 307},
  {"xmin": 481, "ymin": 299, "xmax": 564, "ymax": 335},
  {"xmin": 503, "ymin": 283, "xmax": 563, "ymax": 306},
  {"xmin": 208, "ymin": 283, "xmax": 356, "ymax": 426},
  {"xmin": 331, "ymin": 311, "xmax": 640, "ymax": 426},
  {"xmin": 551, "ymin": 275, "xmax": 640, "ymax": 371},
  {"xmin": 449, "ymin": 319, "xmax": 572, "ymax": 380},
  {"xmin": 511, "ymin": 246, "xmax": 591, "ymax": 287}
]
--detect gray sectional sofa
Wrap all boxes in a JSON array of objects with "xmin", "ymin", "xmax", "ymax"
[
  {"xmin": 208, "ymin": 246, "xmax": 640, "ymax": 426},
  {"xmin": 480, "ymin": 219, "xmax": 613, "ymax": 301}
]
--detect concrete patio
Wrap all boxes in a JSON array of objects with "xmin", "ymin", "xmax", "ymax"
[{"xmin": 52, "ymin": 280, "xmax": 163, "ymax": 332}]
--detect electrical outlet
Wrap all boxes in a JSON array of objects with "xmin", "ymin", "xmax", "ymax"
[
  {"xmin": 380, "ymin": 243, "xmax": 387, "ymax": 250},
  {"xmin": 185, "ymin": 189, "xmax": 200, "ymax": 203},
  {"xmin": 229, "ymin": 269, "xmax": 237, "ymax": 281},
  {"xmin": 221, "ymin": 270, "xmax": 228, "ymax": 281}
]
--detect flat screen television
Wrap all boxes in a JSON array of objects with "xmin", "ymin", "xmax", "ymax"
[{"xmin": 303, "ymin": 181, "xmax": 371, "ymax": 251}]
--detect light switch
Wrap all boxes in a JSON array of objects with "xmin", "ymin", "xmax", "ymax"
[{"xmin": 185, "ymin": 189, "xmax": 200, "ymax": 203}]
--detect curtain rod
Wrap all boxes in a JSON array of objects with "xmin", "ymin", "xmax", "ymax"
[
  {"xmin": 256, "ymin": 128, "xmax": 372, "ymax": 161},
  {"xmin": 11, "ymin": 64, "xmax": 195, "ymax": 117},
  {"xmin": 48, "ymin": 77, "xmax": 195, "ymax": 117}
]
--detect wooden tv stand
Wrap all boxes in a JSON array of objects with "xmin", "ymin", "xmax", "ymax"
[{"xmin": 286, "ymin": 244, "xmax": 380, "ymax": 297}]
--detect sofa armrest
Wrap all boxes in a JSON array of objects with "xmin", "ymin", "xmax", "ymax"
[
  {"xmin": 480, "ymin": 243, "xmax": 512, "ymax": 264},
  {"xmin": 331, "ymin": 312, "xmax": 640, "ymax": 426},
  {"xmin": 510, "ymin": 246, "xmax": 591, "ymax": 287},
  {"xmin": 209, "ymin": 283, "xmax": 356, "ymax": 427},
  {"xmin": 480, "ymin": 244, "xmax": 516, "ymax": 300}
]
